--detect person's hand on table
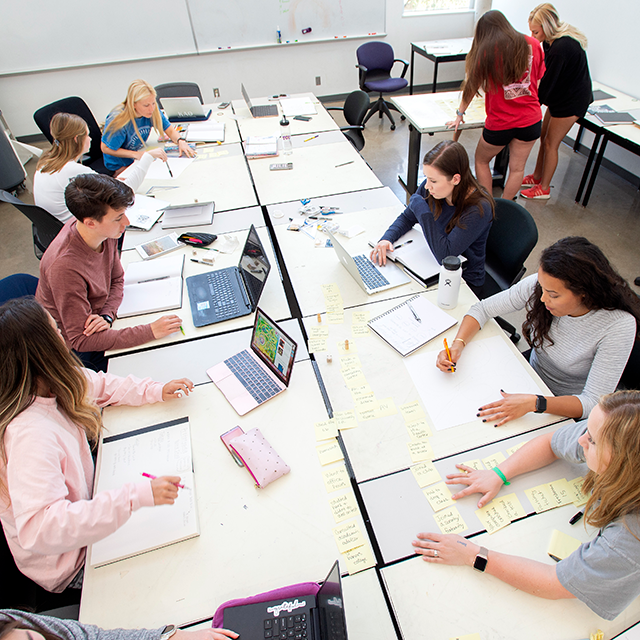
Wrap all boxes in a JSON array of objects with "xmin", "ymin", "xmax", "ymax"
[
  {"xmin": 151, "ymin": 476, "xmax": 181, "ymax": 505},
  {"xmin": 162, "ymin": 378, "xmax": 194, "ymax": 401},
  {"xmin": 148, "ymin": 147, "xmax": 168, "ymax": 162},
  {"xmin": 412, "ymin": 532, "xmax": 479, "ymax": 566},
  {"xmin": 151, "ymin": 315, "xmax": 183, "ymax": 339},
  {"xmin": 478, "ymin": 391, "xmax": 536, "ymax": 427},
  {"xmin": 435, "ymin": 342, "xmax": 463, "ymax": 372},
  {"xmin": 177, "ymin": 139, "xmax": 197, "ymax": 158},
  {"xmin": 370, "ymin": 240, "xmax": 394, "ymax": 266},
  {"xmin": 83, "ymin": 314, "xmax": 110, "ymax": 336},
  {"xmin": 446, "ymin": 113, "xmax": 465, "ymax": 132},
  {"xmin": 175, "ymin": 629, "xmax": 239, "ymax": 640},
  {"xmin": 445, "ymin": 465, "xmax": 504, "ymax": 507}
]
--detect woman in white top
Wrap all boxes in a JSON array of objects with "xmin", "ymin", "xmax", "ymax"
[{"xmin": 33, "ymin": 112, "xmax": 164, "ymax": 223}]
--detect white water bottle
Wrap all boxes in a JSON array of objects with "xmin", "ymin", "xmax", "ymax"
[
  {"xmin": 437, "ymin": 255, "xmax": 462, "ymax": 309},
  {"xmin": 280, "ymin": 116, "xmax": 293, "ymax": 155}
]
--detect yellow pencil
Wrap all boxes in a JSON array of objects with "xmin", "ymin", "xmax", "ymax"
[{"xmin": 444, "ymin": 338, "xmax": 454, "ymax": 372}]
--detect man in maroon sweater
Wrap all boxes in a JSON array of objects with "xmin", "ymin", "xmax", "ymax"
[{"xmin": 36, "ymin": 174, "xmax": 182, "ymax": 371}]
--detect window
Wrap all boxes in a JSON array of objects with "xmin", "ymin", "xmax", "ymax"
[{"xmin": 404, "ymin": 0, "xmax": 474, "ymax": 14}]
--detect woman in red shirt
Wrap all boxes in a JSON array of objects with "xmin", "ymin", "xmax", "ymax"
[{"xmin": 449, "ymin": 10, "xmax": 545, "ymax": 200}]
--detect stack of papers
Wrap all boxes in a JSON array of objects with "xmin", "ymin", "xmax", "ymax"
[
  {"xmin": 186, "ymin": 121, "xmax": 225, "ymax": 142},
  {"xmin": 245, "ymin": 136, "xmax": 278, "ymax": 158},
  {"xmin": 162, "ymin": 201, "xmax": 215, "ymax": 229},
  {"xmin": 279, "ymin": 97, "xmax": 317, "ymax": 117}
]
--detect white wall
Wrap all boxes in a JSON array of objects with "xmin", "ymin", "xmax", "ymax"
[{"xmin": 0, "ymin": 1, "xmax": 475, "ymax": 137}]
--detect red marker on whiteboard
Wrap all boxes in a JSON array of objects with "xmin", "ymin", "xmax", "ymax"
[{"xmin": 302, "ymin": 27, "xmax": 312, "ymax": 34}]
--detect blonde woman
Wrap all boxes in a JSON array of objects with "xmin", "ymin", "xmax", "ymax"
[
  {"xmin": 101, "ymin": 79, "xmax": 195, "ymax": 174},
  {"xmin": 413, "ymin": 390, "xmax": 640, "ymax": 620},
  {"xmin": 521, "ymin": 4, "xmax": 592, "ymax": 200},
  {"xmin": 34, "ymin": 112, "xmax": 164, "ymax": 222}
]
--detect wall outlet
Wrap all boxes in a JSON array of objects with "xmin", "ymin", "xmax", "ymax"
[
  {"xmin": 315, "ymin": 76, "xmax": 321, "ymax": 86},
  {"xmin": 213, "ymin": 88, "xmax": 220, "ymax": 98}
]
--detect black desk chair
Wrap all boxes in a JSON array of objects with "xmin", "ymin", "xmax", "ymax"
[
  {"xmin": 0, "ymin": 190, "xmax": 64, "ymax": 259},
  {"xmin": 618, "ymin": 339, "xmax": 640, "ymax": 391},
  {"xmin": 326, "ymin": 91, "xmax": 371, "ymax": 151},
  {"xmin": 33, "ymin": 97, "xmax": 112, "ymax": 175},
  {"xmin": 356, "ymin": 42, "xmax": 408, "ymax": 131},
  {"xmin": 155, "ymin": 82, "xmax": 204, "ymax": 106},
  {"xmin": 476, "ymin": 198, "xmax": 539, "ymax": 344}
]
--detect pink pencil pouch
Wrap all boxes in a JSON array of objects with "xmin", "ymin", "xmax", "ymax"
[{"xmin": 229, "ymin": 428, "xmax": 290, "ymax": 488}]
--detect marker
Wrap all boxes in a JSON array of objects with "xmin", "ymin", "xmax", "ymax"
[
  {"xmin": 191, "ymin": 258, "xmax": 214, "ymax": 266},
  {"xmin": 407, "ymin": 300, "xmax": 421, "ymax": 324},
  {"xmin": 335, "ymin": 160, "xmax": 354, "ymax": 168},
  {"xmin": 394, "ymin": 239, "xmax": 413, "ymax": 249},
  {"xmin": 179, "ymin": 325, "xmax": 185, "ymax": 336},
  {"xmin": 141, "ymin": 472, "xmax": 188, "ymax": 490},
  {"xmin": 164, "ymin": 160, "xmax": 174, "ymax": 178},
  {"xmin": 304, "ymin": 135, "xmax": 319, "ymax": 142},
  {"xmin": 569, "ymin": 510, "xmax": 584, "ymax": 525},
  {"xmin": 444, "ymin": 338, "xmax": 454, "ymax": 372}
]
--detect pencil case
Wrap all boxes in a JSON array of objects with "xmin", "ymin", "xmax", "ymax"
[{"xmin": 229, "ymin": 428, "xmax": 290, "ymax": 488}]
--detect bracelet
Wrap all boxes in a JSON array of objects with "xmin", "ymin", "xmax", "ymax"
[
  {"xmin": 456, "ymin": 109, "xmax": 465, "ymax": 117},
  {"xmin": 492, "ymin": 467, "xmax": 510, "ymax": 485},
  {"xmin": 453, "ymin": 338, "xmax": 466, "ymax": 347},
  {"xmin": 177, "ymin": 137, "xmax": 187, "ymax": 143}
]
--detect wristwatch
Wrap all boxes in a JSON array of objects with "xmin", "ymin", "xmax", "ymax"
[
  {"xmin": 100, "ymin": 314, "xmax": 114, "ymax": 327},
  {"xmin": 534, "ymin": 395, "xmax": 547, "ymax": 413},
  {"xmin": 473, "ymin": 546, "xmax": 489, "ymax": 572},
  {"xmin": 456, "ymin": 108, "xmax": 465, "ymax": 117},
  {"xmin": 177, "ymin": 137, "xmax": 188, "ymax": 143},
  {"xmin": 160, "ymin": 625, "xmax": 177, "ymax": 640}
]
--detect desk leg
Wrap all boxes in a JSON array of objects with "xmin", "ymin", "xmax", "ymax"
[
  {"xmin": 573, "ymin": 123, "xmax": 584, "ymax": 152},
  {"xmin": 492, "ymin": 148, "xmax": 509, "ymax": 189},
  {"xmin": 575, "ymin": 131, "xmax": 602, "ymax": 203},
  {"xmin": 410, "ymin": 47, "xmax": 415, "ymax": 95},
  {"xmin": 582, "ymin": 135, "xmax": 608, "ymax": 207},
  {"xmin": 399, "ymin": 124, "xmax": 421, "ymax": 197},
  {"xmin": 432, "ymin": 61, "xmax": 439, "ymax": 93}
]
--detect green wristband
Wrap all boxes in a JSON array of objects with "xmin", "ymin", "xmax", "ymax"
[{"xmin": 493, "ymin": 467, "xmax": 510, "ymax": 485}]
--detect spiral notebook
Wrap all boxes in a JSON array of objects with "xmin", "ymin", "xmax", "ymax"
[{"xmin": 367, "ymin": 295, "xmax": 457, "ymax": 356}]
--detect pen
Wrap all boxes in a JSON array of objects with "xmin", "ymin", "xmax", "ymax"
[
  {"xmin": 304, "ymin": 135, "xmax": 319, "ymax": 142},
  {"xmin": 444, "ymin": 338, "xmax": 454, "ymax": 372},
  {"xmin": 394, "ymin": 239, "xmax": 413, "ymax": 250},
  {"xmin": 569, "ymin": 510, "xmax": 583, "ymax": 525},
  {"xmin": 179, "ymin": 325, "xmax": 185, "ymax": 336},
  {"xmin": 407, "ymin": 300, "xmax": 421, "ymax": 323},
  {"xmin": 199, "ymin": 246, "xmax": 220, "ymax": 252},
  {"xmin": 141, "ymin": 472, "xmax": 188, "ymax": 490},
  {"xmin": 335, "ymin": 160, "xmax": 354, "ymax": 168},
  {"xmin": 164, "ymin": 160, "xmax": 174, "ymax": 178},
  {"xmin": 191, "ymin": 258, "xmax": 214, "ymax": 266}
]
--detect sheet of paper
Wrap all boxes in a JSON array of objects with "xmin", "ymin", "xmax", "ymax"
[
  {"xmin": 423, "ymin": 482, "xmax": 455, "ymax": 512},
  {"xmin": 410, "ymin": 461, "xmax": 442, "ymax": 488},
  {"xmin": 404, "ymin": 335, "xmax": 542, "ymax": 431},
  {"xmin": 343, "ymin": 543, "xmax": 376, "ymax": 575},
  {"xmin": 329, "ymin": 491, "xmax": 360, "ymax": 523},
  {"xmin": 434, "ymin": 506, "xmax": 468, "ymax": 535},
  {"xmin": 145, "ymin": 157, "xmax": 194, "ymax": 180},
  {"xmin": 316, "ymin": 440, "xmax": 344, "ymax": 465},
  {"xmin": 333, "ymin": 522, "xmax": 366, "ymax": 553},
  {"xmin": 321, "ymin": 465, "xmax": 351, "ymax": 493}
]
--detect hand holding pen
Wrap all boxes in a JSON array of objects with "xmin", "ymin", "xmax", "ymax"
[{"xmin": 143, "ymin": 473, "xmax": 183, "ymax": 505}]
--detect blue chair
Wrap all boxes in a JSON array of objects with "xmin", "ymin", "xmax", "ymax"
[
  {"xmin": 356, "ymin": 42, "xmax": 409, "ymax": 131},
  {"xmin": 0, "ymin": 273, "xmax": 38, "ymax": 305}
]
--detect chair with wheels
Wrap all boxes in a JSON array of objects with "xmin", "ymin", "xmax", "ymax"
[
  {"xmin": 33, "ymin": 97, "xmax": 112, "ymax": 175},
  {"xmin": 475, "ymin": 198, "xmax": 539, "ymax": 344},
  {"xmin": 0, "ymin": 190, "xmax": 64, "ymax": 259},
  {"xmin": 0, "ymin": 273, "xmax": 38, "ymax": 305},
  {"xmin": 325, "ymin": 90, "xmax": 371, "ymax": 151},
  {"xmin": 356, "ymin": 42, "xmax": 408, "ymax": 131},
  {"xmin": 155, "ymin": 82, "xmax": 204, "ymax": 106}
]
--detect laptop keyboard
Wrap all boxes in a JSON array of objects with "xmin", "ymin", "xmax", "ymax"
[
  {"xmin": 207, "ymin": 270, "xmax": 240, "ymax": 319},
  {"xmin": 263, "ymin": 613, "xmax": 307, "ymax": 638},
  {"xmin": 252, "ymin": 104, "xmax": 278, "ymax": 117},
  {"xmin": 353, "ymin": 254, "xmax": 390, "ymax": 289},
  {"xmin": 224, "ymin": 349, "xmax": 281, "ymax": 403}
]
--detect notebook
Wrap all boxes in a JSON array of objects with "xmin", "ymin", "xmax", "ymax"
[
  {"xmin": 326, "ymin": 230, "xmax": 410, "ymax": 294},
  {"xmin": 223, "ymin": 561, "xmax": 348, "ymax": 640},
  {"xmin": 160, "ymin": 96, "xmax": 212, "ymax": 123},
  {"xmin": 126, "ymin": 194, "xmax": 169, "ymax": 231},
  {"xmin": 368, "ymin": 294, "xmax": 457, "ymax": 356},
  {"xmin": 241, "ymin": 83, "xmax": 279, "ymax": 118},
  {"xmin": 207, "ymin": 308, "xmax": 297, "ymax": 416},
  {"xmin": 161, "ymin": 201, "xmax": 215, "ymax": 229},
  {"xmin": 185, "ymin": 120, "xmax": 225, "ymax": 142},
  {"xmin": 186, "ymin": 225, "xmax": 270, "ymax": 327}
]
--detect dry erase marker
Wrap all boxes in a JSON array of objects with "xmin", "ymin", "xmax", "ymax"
[
  {"xmin": 569, "ymin": 510, "xmax": 584, "ymax": 525},
  {"xmin": 444, "ymin": 338, "xmax": 454, "ymax": 372},
  {"xmin": 191, "ymin": 258, "xmax": 214, "ymax": 266},
  {"xmin": 335, "ymin": 160, "xmax": 354, "ymax": 168},
  {"xmin": 394, "ymin": 239, "xmax": 413, "ymax": 249},
  {"xmin": 304, "ymin": 135, "xmax": 319, "ymax": 142},
  {"xmin": 141, "ymin": 472, "xmax": 188, "ymax": 490},
  {"xmin": 179, "ymin": 325, "xmax": 186, "ymax": 336}
]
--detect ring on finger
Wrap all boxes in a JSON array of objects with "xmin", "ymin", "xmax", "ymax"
[{"xmin": 433, "ymin": 550, "xmax": 438, "ymax": 557}]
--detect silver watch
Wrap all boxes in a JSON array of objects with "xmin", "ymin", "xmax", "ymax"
[{"xmin": 160, "ymin": 625, "xmax": 177, "ymax": 640}]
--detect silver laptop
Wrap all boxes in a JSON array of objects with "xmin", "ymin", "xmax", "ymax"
[
  {"xmin": 326, "ymin": 229, "xmax": 410, "ymax": 295},
  {"xmin": 160, "ymin": 96, "xmax": 212, "ymax": 122},
  {"xmin": 240, "ymin": 83, "xmax": 279, "ymax": 118}
]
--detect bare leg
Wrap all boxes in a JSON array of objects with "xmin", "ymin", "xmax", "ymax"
[
  {"xmin": 531, "ymin": 109, "xmax": 551, "ymax": 181},
  {"xmin": 539, "ymin": 115, "xmax": 579, "ymax": 190},
  {"xmin": 453, "ymin": 129, "xmax": 462, "ymax": 143},
  {"xmin": 503, "ymin": 138, "xmax": 537, "ymax": 200},
  {"xmin": 475, "ymin": 136, "xmax": 505, "ymax": 196}
]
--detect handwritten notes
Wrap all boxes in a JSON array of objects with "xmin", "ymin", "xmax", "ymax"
[
  {"xmin": 568, "ymin": 476, "xmax": 589, "ymax": 507},
  {"xmin": 321, "ymin": 283, "xmax": 343, "ymax": 316},
  {"xmin": 316, "ymin": 439, "xmax": 344, "ymax": 466},
  {"xmin": 315, "ymin": 418, "xmax": 338, "ymax": 441},
  {"xmin": 343, "ymin": 543, "xmax": 376, "ymax": 574},
  {"xmin": 407, "ymin": 439, "xmax": 434, "ymax": 463},
  {"xmin": 321, "ymin": 465, "xmax": 350, "ymax": 493},
  {"xmin": 329, "ymin": 491, "xmax": 360, "ymax": 523},
  {"xmin": 434, "ymin": 506, "xmax": 468, "ymax": 535},
  {"xmin": 482, "ymin": 452, "xmax": 506, "ymax": 470},
  {"xmin": 400, "ymin": 400, "xmax": 426, "ymax": 422},
  {"xmin": 334, "ymin": 409, "xmax": 358, "ymax": 430},
  {"xmin": 411, "ymin": 461, "xmax": 442, "ymax": 488},
  {"xmin": 476, "ymin": 500, "xmax": 511, "ymax": 534},
  {"xmin": 333, "ymin": 521, "xmax": 366, "ymax": 552},
  {"xmin": 406, "ymin": 418, "xmax": 433, "ymax": 441},
  {"xmin": 492, "ymin": 493, "xmax": 527, "ymax": 522},
  {"xmin": 423, "ymin": 482, "xmax": 455, "ymax": 512}
]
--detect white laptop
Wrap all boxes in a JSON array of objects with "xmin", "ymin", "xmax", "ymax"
[
  {"xmin": 326, "ymin": 229, "xmax": 410, "ymax": 294},
  {"xmin": 240, "ymin": 83, "xmax": 279, "ymax": 118},
  {"xmin": 160, "ymin": 96, "xmax": 212, "ymax": 123}
]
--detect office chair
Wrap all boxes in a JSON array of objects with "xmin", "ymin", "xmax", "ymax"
[
  {"xmin": 0, "ymin": 273, "xmax": 38, "ymax": 305},
  {"xmin": 33, "ymin": 97, "xmax": 112, "ymax": 175},
  {"xmin": 0, "ymin": 190, "xmax": 64, "ymax": 259},
  {"xmin": 476, "ymin": 198, "xmax": 539, "ymax": 344},
  {"xmin": 325, "ymin": 91, "xmax": 371, "ymax": 151},
  {"xmin": 618, "ymin": 338, "xmax": 640, "ymax": 390},
  {"xmin": 155, "ymin": 82, "xmax": 204, "ymax": 106},
  {"xmin": 356, "ymin": 42, "xmax": 408, "ymax": 131}
]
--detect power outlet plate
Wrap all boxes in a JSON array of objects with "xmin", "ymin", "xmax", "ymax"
[
  {"xmin": 213, "ymin": 88, "xmax": 220, "ymax": 98},
  {"xmin": 315, "ymin": 76, "xmax": 321, "ymax": 86}
]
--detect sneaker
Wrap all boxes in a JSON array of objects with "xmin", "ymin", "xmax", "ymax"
[
  {"xmin": 521, "ymin": 174, "xmax": 541, "ymax": 188},
  {"xmin": 520, "ymin": 185, "xmax": 551, "ymax": 200}
]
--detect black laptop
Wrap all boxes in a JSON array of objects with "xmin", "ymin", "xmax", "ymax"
[
  {"xmin": 186, "ymin": 225, "xmax": 270, "ymax": 327},
  {"xmin": 223, "ymin": 561, "xmax": 348, "ymax": 640}
]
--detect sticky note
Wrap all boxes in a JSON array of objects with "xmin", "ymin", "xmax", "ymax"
[
  {"xmin": 476, "ymin": 500, "xmax": 511, "ymax": 534},
  {"xmin": 492, "ymin": 492, "xmax": 527, "ymax": 522},
  {"xmin": 327, "ymin": 313, "xmax": 344, "ymax": 324},
  {"xmin": 547, "ymin": 529, "xmax": 582, "ymax": 562},
  {"xmin": 354, "ymin": 393, "xmax": 377, "ymax": 411},
  {"xmin": 482, "ymin": 452, "xmax": 506, "ymax": 470},
  {"xmin": 423, "ymin": 482, "xmax": 455, "ymax": 512},
  {"xmin": 309, "ymin": 326, "xmax": 330, "ymax": 339},
  {"xmin": 321, "ymin": 465, "xmax": 350, "ymax": 493},
  {"xmin": 340, "ymin": 355, "xmax": 361, "ymax": 369},
  {"xmin": 329, "ymin": 491, "xmax": 360, "ymax": 523},
  {"xmin": 568, "ymin": 476, "xmax": 589, "ymax": 507},
  {"xmin": 434, "ymin": 506, "xmax": 468, "ymax": 535},
  {"xmin": 410, "ymin": 461, "xmax": 442, "ymax": 488},
  {"xmin": 343, "ymin": 543, "xmax": 376, "ymax": 575},
  {"xmin": 525, "ymin": 484, "xmax": 556, "ymax": 513},
  {"xmin": 341, "ymin": 366, "xmax": 367, "ymax": 388},
  {"xmin": 356, "ymin": 407, "xmax": 377, "ymax": 422},
  {"xmin": 406, "ymin": 418, "xmax": 433, "ymax": 441},
  {"xmin": 460, "ymin": 459, "xmax": 484, "ymax": 472},
  {"xmin": 334, "ymin": 409, "xmax": 358, "ymax": 430},
  {"xmin": 316, "ymin": 440, "xmax": 344, "ymax": 466},
  {"xmin": 336, "ymin": 339, "xmax": 357, "ymax": 353},
  {"xmin": 352, "ymin": 323, "xmax": 370, "ymax": 337},
  {"xmin": 333, "ymin": 521, "xmax": 366, "ymax": 553},
  {"xmin": 308, "ymin": 338, "xmax": 327, "ymax": 353},
  {"xmin": 400, "ymin": 400, "xmax": 426, "ymax": 422},
  {"xmin": 350, "ymin": 384, "xmax": 374, "ymax": 400},
  {"xmin": 375, "ymin": 397, "xmax": 397, "ymax": 418},
  {"xmin": 315, "ymin": 418, "xmax": 338, "ymax": 441},
  {"xmin": 506, "ymin": 440, "xmax": 529, "ymax": 456},
  {"xmin": 407, "ymin": 439, "xmax": 434, "ymax": 463},
  {"xmin": 351, "ymin": 310, "xmax": 370, "ymax": 324},
  {"xmin": 548, "ymin": 478, "xmax": 574, "ymax": 508}
]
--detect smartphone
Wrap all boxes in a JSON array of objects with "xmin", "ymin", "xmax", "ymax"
[
  {"xmin": 293, "ymin": 115, "xmax": 312, "ymax": 121},
  {"xmin": 220, "ymin": 426, "xmax": 245, "ymax": 467},
  {"xmin": 218, "ymin": 102, "xmax": 230, "ymax": 109}
]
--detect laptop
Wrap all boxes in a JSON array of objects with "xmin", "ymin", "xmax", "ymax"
[
  {"xmin": 241, "ymin": 83, "xmax": 279, "ymax": 118},
  {"xmin": 326, "ymin": 230, "xmax": 410, "ymax": 295},
  {"xmin": 186, "ymin": 225, "xmax": 270, "ymax": 327},
  {"xmin": 223, "ymin": 561, "xmax": 348, "ymax": 640},
  {"xmin": 160, "ymin": 96, "xmax": 212, "ymax": 123},
  {"xmin": 207, "ymin": 308, "xmax": 297, "ymax": 416}
]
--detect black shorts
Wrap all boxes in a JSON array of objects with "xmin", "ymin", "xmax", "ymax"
[{"xmin": 482, "ymin": 121, "xmax": 542, "ymax": 147}]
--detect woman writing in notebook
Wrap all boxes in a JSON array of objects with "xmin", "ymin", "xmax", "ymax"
[
  {"xmin": 34, "ymin": 112, "xmax": 165, "ymax": 222},
  {"xmin": 437, "ymin": 236, "xmax": 640, "ymax": 425},
  {"xmin": 370, "ymin": 140, "xmax": 494, "ymax": 296},
  {"xmin": 101, "ymin": 79, "xmax": 196, "ymax": 175},
  {"xmin": 520, "ymin": 3, "xmax": 592, "ymax": 200},
  {"xmin": 413, "ymin": 390, "xmax": 640, "ymax": 621},
  {"xmin": 0, "ymin": 297, "xmax": 194, "ymax": 593}
]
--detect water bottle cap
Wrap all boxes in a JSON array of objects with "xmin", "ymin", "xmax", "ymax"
[
  {"xmin": 280, "ymin": 116, "xmax": 289, "ymax": 126},
  {"xmin": 442, "ymin": 255, "xmax": 461, "ymax": 271}
]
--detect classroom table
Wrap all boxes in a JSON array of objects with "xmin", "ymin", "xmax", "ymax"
[
  {"xmin": 160, "ymin": 104, "xmax": 242, "ymax": 146},
  {"xmin": 409, "ymin": 37, "xmax": 473, "ymax": 94}
]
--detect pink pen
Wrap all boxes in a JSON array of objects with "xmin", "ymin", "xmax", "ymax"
[{"xmin": 141, "ymin": 472, "xmax": 187, "ymax": 490}]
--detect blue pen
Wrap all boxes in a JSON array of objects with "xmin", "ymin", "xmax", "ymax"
[{"xmin": 277, "ymin": 28, "xmax": 282, "ymax": 44}]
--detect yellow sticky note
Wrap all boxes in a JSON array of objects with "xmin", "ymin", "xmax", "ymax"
[
  {"xmin": 321, "ymin": 283, "xmax": 341, "ymax": 297},
  {"xmin": 406, "ymin": 418, "xmax": 433, "ymax": 441},
  {"xmin": 525, "ymin": 483, "xmax": 557, "ymax": 513},
  {"xmin": 327, "ymin": 313, "xmax": 344, "ymax": 324},
  {"xmin": 352, "ymin": 323, "xmax": 370, "ymax": 337},
  {"xmin": 434, "ymin": 506, "xmax": 468, "ymax": 535},
  {"xmin": 356, "ymin": 407, "xmax": 377, "ymax": 422},
  {"xmin": 423, "ymin": 482, "xmax": 455, "ymax": 512},
  {"xmin": 336, "ymin": 339, "xmax": 357, "ymax": 354},
  {"xmin": 547, "ymin": 529, "xmax": 582, "ymax": 561},
  {"xmin": 340, "ymin": 355, "xmax": 362, "ymax": 369},
  {"xmin": 482, "ymin": 452, "xmax": 506, "ymax": 470},
  {"xmin": 461, "ymin": 459, "xmax": 484, "ymax": 472},
  {"xmin": 350, "ymin": 384, "xmax": 374, "ymax": 400},
  {"xmin": 400, "ymin": 400, "xmax": 426, "ymax": 422},
  {"xmin": 329, "ymin": 491, "xmax": 360, "ymax": 523},
  {"xmin": 407, "ymin": 439, "xmax": 434, "ymax": 463},
  {"xmin": 351, "ymin": 310, "xmax": 370, "ymax": 324},
  {"xmin": 316, "ymin": 440, "xmax": 344, "ymax": 466},
  {"xmin": 476, "ymin": 500, "xmax": 511, "ymax": 534},
  {"xmin": 315, "ymin": 418, "xmax": 338, "ymax": 441},
  {"xmin": 321, "ymin": 465, "xmax": 350, "ymax": 493},
  {"xmin": 548, "ymin": 478, "xmax": 574, "ymax": 508},
  {"xmin": 334, "ymin": 409, "xmax": 358, "ymax": 430},
  {"xmin": 568, "ymin": 476, "xmax": 589, "ymax": 507},
  {"xmin": 506, "ymin": 440, "xmax": 529, "ymax": 456},
  {"xmin": 343, "ymin": 543, "xmax": 376, "ymax": 575},
  {"xmin": 341, "ymin": 366, "xmax": 368, "ymax": 388},
  {"xmin": 410, "ymin": 461, "xmax": 442, "ymax": 488},
  {"xmin": 308, "ymin": 338, "xmax": 327, "ymax": 353},
  {"xmin": 375, "ymin": 397, "xmax": 397, "ymax": 418},
  {"xmin": 309, "ymin": 326, "xmax": 330, "ymax": 339},
  {"xmin": 333, "ymin": 521, "xmax": 366, "ymax": 553},
  {"xmin": 354, "ymin": 393, "xmax": 377, "ymax": 412},
  {"xmin": 492, "ymin": 492, "xmax": 527, "ymax": 522}
]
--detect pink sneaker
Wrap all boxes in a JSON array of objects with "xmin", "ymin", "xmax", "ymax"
[
  {"xmin": 521, "ymin": 174, "xmax": 541, "ymax": 188},
  {"xmin": 520, "ymin": 185, "xmax": 551, "ymax": 200}
]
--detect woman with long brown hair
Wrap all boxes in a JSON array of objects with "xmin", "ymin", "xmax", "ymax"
[
  {"xmin": 413, "ymin": 390, "xmax": 640, "ymax": 620},
  {"xmin": 448, "ymin": 10, "xmax": 546, "ymax": 200},
  {"xmin": 437, "ymin": 236, "xmax": 640, "ymax": 425},
  {"xmin": 0, "ymin": 297, "xmax": 193, "ymax": 593},
  {"xmin": 371, "ymin": 140, "xmax": 495, "ymax": 295}
]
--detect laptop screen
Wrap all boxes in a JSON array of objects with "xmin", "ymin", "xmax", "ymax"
[
  {"xmin": 239, "ymin": 225, "xmax": 271, "ymax": 310},
  {"xmin": 316, "ymin": 561, "xmax": 348, "ymax": 640},
  {"xmin": 240, "ymin": 83, "xmax": 253, "ymax": 110},
  {"xmin": 251, "ymin": 308, "xmax": 297, "ymax": 386}
]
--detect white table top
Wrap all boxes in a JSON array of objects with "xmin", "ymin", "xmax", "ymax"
[
  {"xmin": 412, "ymin": 37, "xmax": 473, "ymax": 57},
  {"xmin": 382, "ymin": 505, "xmax": 640, "ymax": 640},
  {"xmin": 587, "ymin": 80, "xmax": 640, "ymax": 147}
]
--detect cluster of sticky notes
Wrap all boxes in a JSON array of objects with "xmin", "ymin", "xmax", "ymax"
[
  {"xmin": 476, "ymin": 493, "xmax": 526, "ymax": 534},
  {"xmin": 308, "ymin": 324, "xmax": 329, "ymax": 354},
  {"xmin": 321, "ymin": 283, "xmax": 344, "ymax": 324},
  {"xmin": 343, "ymin": 357, "xmax": 397, "ymax": 422},
  {"xmin": 547, "ymin": 529, "xmax": 582, "ymax": 562},
  {"xmin": 525, "ymin": 476, "xmax": 588, "ymax": 513},
  {"xmin": 351, "ymin": 309, "xmax": 370, "ymax": 338}
]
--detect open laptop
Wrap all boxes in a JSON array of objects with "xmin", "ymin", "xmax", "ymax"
[
  {"xmin": 160, "ymin": 96, "xmax": 212, "ymax": 123},
  {"xmin": 326, "ymin": 229, "xmax": 410, "ymax": 295},
  {"xmin": 223, "ymin": 561, "xmax": 348, "ymax": 640},
  {"xmin": 186, "ymin": 225, "xmax": 270, "ymax": 327},
  {"xmin": 241, "ymin": 83, "xmax": 279, "ymax": 118},
  {"xmin": 207, "ymin": 308, "xmax": 297, "ymax": 416}
]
